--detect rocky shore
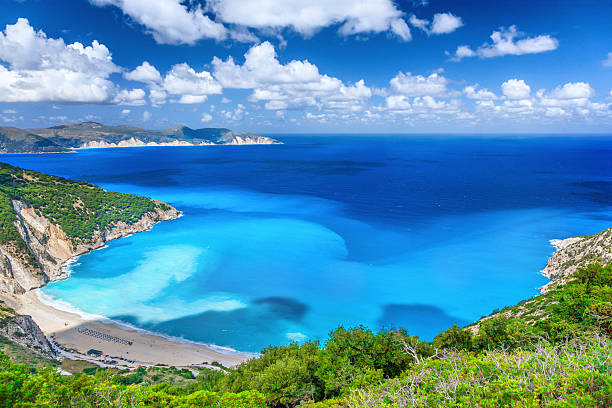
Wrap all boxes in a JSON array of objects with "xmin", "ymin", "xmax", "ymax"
[{"xmin": 541, "ymin": 227, "xmax": 612, "ymax": 293}]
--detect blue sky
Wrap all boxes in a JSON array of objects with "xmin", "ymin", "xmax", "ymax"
[{"xmin": 1, "ymin": 0, "xmax": 611, "ymax": 133}]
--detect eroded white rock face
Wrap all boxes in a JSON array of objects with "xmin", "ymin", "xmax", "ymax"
[
  {"xmin": 541, "ymin": 228, "xmax": 612, "ymax": 293},
  {"xmin": 0, "ymin": 200, "xmax": 180, "ymax": 294},
  {"xmin": 78, "ymin": 138, "xmax": 206, "ymax": 149}
]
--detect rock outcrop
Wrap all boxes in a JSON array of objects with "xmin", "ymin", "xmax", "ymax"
[
  {"xmin": 0, "ymin": 314, "xmax": 57, "ymax": 359},
  {"xmin": 541, "ymin": 228, "xmax": 612, "ymax": 293},
  {"xmin": 0, "ymin": 201, "xmax": 181, "ymax": 294}
]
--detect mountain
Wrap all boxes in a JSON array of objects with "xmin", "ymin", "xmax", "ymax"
[
  {"xmin": 0, "ymin": 127, "xmax": 70, "ymax": 154},
  {"xmin": 0, "ymin": 122, "xmax": 281, "ymax": 153}
]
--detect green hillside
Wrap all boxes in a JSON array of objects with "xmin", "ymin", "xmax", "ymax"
[
  {"xmin": 0, "ymin": 162, "xmax": 169, "ymax": 253},
  {"xmin": 0, "ymin": 261, "xmax": 610, "ymax": 407}
]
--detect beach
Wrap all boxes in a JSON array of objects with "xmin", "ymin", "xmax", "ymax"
[{"xmin": 1, "ymin": 290, "xmax": 249, "ymax": 368}]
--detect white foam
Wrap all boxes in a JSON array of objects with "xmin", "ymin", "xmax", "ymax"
[{"xmin": 35, "ymin": 289, "xmax": 255, "ymax": 358}]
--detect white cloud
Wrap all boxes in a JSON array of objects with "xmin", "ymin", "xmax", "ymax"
[
  {"xmin": 501, "ymin": 79, "xmax": 531, "ymax": 99},
  {"xmin": 603, "ymin": 52, "xmax": 612, "ymax": 67},
  {"xmin": 89, "ymin": 0, "xmax": 231, "ymax": 45},
  {"xmin": 113, "ymin": 88, "xmax": 147, "ymax": 105},
  {"xmin": 549, "ymin": 82, "xmax": 594, "ymax": 99},
  {"xmin": 430, "ymin": 13, "xmax": 463, "ymax": 34},
  {"xmin": 463, "ymin": 85, "xmax": 497, "ymax": 100},
  {"xmin": 448, "ymin": 45, "xmax": 475, "ymax": 61},
  {"xmin": 121, "ymin": 109, "xmax": 131, "ymax": 116},
  {"xmin": 2, "ymin": 109, "xmax": 17, "ymax": 114},
  {"xmin": 408, "ymin": 15, "xmax": 428, "ymax": 31},
  {"xmin": 0, "ymin": 18, "xmax": 121, "ymax": 103},
  {"xmin": 142, "ymin": 110, "xmax": 152, "ymax": 121},
  {"xmin": 409, "ymin": 12, "xmax": 463, "ymax": 35},
  {"xmin": 389, "ymin": 72, "xmax": 448, "ymax": 97},
  {"xmin": 545, "ymin": 107, "xmax": 569, "ymax": 117},
  {"xmin": 221, "ymin": 97, "xmax": 231, "ymax": 103},
  {"xmin": 222, "ymin": 103, "xmax": 246, "ymax": 120},
  {"xmin": 125, "ymin": 61, "xmax": 162, "ymax": 83},
  {"xmin": 162, "ymin": 63, "xmax": 222, "ymax": 104},
  {"xmin": 201, "ymin": 112, "xmax": 213, "ymax": 122},
  {"xmin": 451, "ymin": 25, "xmax": 558, "ymax": 61},
  {"xmin": 212, "ymin": 41, "xmax": 371, "ymax": 110},
  {"xmin": 209, "ymin": 0, "xmax": 412, "ymax": 41}
]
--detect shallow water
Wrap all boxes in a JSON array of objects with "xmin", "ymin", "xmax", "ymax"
[{"xmin": 4, "ymin": 134, "xmax": 612, "ymax": 352}]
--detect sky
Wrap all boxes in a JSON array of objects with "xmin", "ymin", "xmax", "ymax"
[{"xmin": 0, "ymin": 0, "xmax": 611, "ymax": 133}]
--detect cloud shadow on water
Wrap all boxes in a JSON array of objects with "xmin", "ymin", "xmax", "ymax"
[{"xmin": 377, "ymin": 304, "xmax": 469, "ymax": 341}]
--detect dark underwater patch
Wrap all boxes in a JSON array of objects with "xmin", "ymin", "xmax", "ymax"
[
  {"xmin": 377, "ymin": 304, "xmax": 469, "ymax": 341},
  {"xmin": 252, "ymin": 297, "xmax": 309, "ymax": 321}
]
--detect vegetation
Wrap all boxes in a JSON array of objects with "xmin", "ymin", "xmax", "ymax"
[
  {"xmin": 0, "ymin": 162, "xmax": 166, "ymax": 251},
  {"xmin": 0, "ymin": 262, "xmax": 610, "ymax": 407}
]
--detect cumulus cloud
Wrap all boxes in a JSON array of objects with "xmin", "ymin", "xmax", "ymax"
[
  {"xmin": 472, "ymin": 79, "xmax": 609, "ymax": 122},
  {"xmin": 409, "ymin": 12, "xmax": 463, "ymax": 35},
  {"xmin": 209, "ymin": 0, "xmax": 412, "ymax": 41},
  {"xmin": 549, "ymin": 82, "xmax": 594, "ymax": 99},
  {"xmin": 125, "ymin": 61, "xmax": 162, "ymax": 83},
  {"xmin": 0, "ymin": 18, "xmax": 121, "ymax": 103},
  {"xmin": 463, "ymin": 85, "xmax": 497, "ymax": 100},
  {"xmin": 162, "ymin": 63, "xmax": 222, "ymax": 104},
  {"xmin": 113, "ymin": 88, "xmax": 147, "ymax": 105},
  {"xmin": 603, "ymin": 52, "xmax": 612, "ymax": 67},
  {"xmin": 201, "ymin": 112, "xmax": 213, "ymax": 122},
  {"xmin": 501, "ymin": 79, "xmax": 531, "ymax": 99},
  {"xmin": 430, "ymin": 13, "xmax": 463, "ymax": 34},
  {"xmin": 389, "ymin": 72, "xmax": 449, "ymax": 97},
  {"xmin": 126, "ymin": 61, "xmax": 222, "ymax": 105},
  {"xmin": 451, "ymin": 26, "xmax": 558, "ymax": 61},
  {"xmin": 89, "ymin": 0, "xmax": 232, "ymax": 45},
  {"xmin": 212, "ymin": 41, "xmax": 371, "ymax": 110}
]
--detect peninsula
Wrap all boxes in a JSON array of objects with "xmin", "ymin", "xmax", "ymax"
[{"xmin": 0, "ymin": 122, "xmax": 281, "ymax": 154}]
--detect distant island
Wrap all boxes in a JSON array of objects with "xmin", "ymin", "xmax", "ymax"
[{"xmin": 0, "ymin": 122, "xmax": 281, "ymax": 154}]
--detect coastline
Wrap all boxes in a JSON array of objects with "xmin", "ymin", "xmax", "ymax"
[
  {"xmin": 5, "ymin": 290, "xmax": 249, "ymax": 368},
  {"xmin": 0, "ymin": 205, "xmax": 251, "ymax": 368}
]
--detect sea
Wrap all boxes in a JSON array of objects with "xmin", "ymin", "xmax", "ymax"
[{"xmin": 3, "ymin": 134, "xmax": 612, "ymax": 352}]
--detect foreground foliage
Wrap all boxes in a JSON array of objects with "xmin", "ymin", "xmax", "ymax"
[{"xmin": 0, "ymin": 263, "xmax": 610, "ymax": 407}]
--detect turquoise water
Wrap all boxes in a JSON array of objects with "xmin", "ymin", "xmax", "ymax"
[{"xmin": 3, "ymin": 135, "xmax": 612, "ymax": 352}]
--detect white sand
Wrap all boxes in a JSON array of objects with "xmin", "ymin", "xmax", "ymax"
[{"xmin": 2, "ymin": 291, "xmax": 249, "ymax": 368}]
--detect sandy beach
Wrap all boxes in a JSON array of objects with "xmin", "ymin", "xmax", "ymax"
[{"xmin": 1, "ymin": 290, "xmax": 250, "ymax": 368}]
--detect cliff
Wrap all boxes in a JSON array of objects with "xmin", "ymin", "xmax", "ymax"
[
  {"xmin": 541, "ymin": 228, "xmax": 612, "ymax": 293},
  {"xmin": 0, "ymin": 122, "xmax": 281, "ymax": 153},
  {"xmin": 0, "ymin": 162, "xmax": 181, "ymax": 295},
  {"xmin": 0, "ymin": 312, "xmax": 57, "ymax": 359},
  {"xmin": 0, "ymin": 201, "xmax": 180, "ymax": 294}
]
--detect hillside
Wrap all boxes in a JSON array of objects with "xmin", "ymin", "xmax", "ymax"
[
  {"xmin": 0, "ymin": 122, "xmax": 281, "ymax": 153},
  {"xmin": 0, "ymin": 127, "xmax": 70, "ymax": 154},
  {"xmin": 0, "ymin": 162, "xmax": 180, "ymax": 294}
]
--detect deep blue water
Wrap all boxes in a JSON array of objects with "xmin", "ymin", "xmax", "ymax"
[{"xmin": 3, "ymin": 135, "xmax": 612, "ymax": 352}]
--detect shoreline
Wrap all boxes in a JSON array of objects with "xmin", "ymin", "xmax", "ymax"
[
  {"xmin": 2, "ymin": 289, "xmax": 250, "ymax": 369},
  {"xmin": 0, "ymin": 207, "xmax": 251, "ymax": 369}
]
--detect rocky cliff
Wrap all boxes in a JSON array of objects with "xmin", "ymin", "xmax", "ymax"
[
  {"xmin": 0, "ymin": 201, "xmax": 180, "ymax": 295},
  {"xmin": 0, "ymin": 313, "xmax": 57, "ymax": 359},
  {"xmin": 540, "ymin": 228, "xmax": 612, "ymax": 293}
]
